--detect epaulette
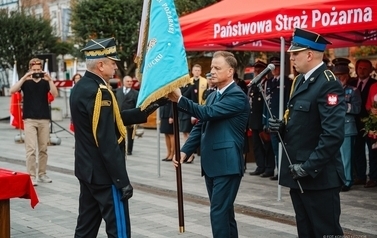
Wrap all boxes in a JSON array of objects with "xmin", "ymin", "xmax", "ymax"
[{"xmin": 324, "ymin": 70, "xmax": 336, "ymax": 81}]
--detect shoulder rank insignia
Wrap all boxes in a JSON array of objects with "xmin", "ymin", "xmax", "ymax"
[
  {"xmin": 324, "ymin": 70, "xmax": 336, "ymax": 81},
  {"xmin": 101, "ymin": 100, "xmax": 111, "ymax": 106}
]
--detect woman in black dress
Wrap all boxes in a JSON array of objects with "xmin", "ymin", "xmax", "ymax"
[{"xmin": 160, "ymin": 101, "xmax": 174, "ymax": 161}]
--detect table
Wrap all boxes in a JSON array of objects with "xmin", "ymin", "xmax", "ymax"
[{"xmin": 0, "ymin": 168, "xmax": 39, "ymax": 238}]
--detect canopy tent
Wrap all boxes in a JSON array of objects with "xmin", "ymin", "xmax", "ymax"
[{"xmin": 180, "ymin": 0, "xmax": 377, "ymax": 51}]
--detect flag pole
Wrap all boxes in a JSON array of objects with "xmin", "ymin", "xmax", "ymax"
[
  {"xmin": 172, "ymin": 102, "xmax": 185, "ymax": 232},
  {"xmin": 17, "ymin": 95, "xmax": 23, "ymax": 143}
]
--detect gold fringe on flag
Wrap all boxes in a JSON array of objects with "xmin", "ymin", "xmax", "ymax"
[{"xmin": 139, "ymin": 74, "xmax": 191, "ymax": 111}]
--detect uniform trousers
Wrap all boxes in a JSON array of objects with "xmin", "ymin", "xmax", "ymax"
[
  {"xmin": 126, "ymin": 126, "xmax": 134, "ymax": 153},
  {"xmin": 75, "ymin": 180, "xmax": 131, "ymax": 238},
  {"xmin": 270, "ymin": 133, "xmax": 279, "ymax": 170},
  {"xmin": 340, "ymin": 136, "xmax": 355, "ymax": 187},
  {"xmin": 290, "ymin": 187, "xmax": 343, "ymax": 238},
  {"xmin": 353, "ymin": 132, "xmax": 377, "ymax": 181},
  {"xmin": 24, "ymin": 119, "xmax": 50, "ymax": 177},
  {"xmin": 251, "ymin": 129, "xmax": 274, "ymax": 174},
  {"xmin": 205, "ymin": 174, "xmax": 242, "ymax": 238}
]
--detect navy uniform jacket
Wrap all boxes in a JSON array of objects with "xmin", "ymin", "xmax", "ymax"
[
  {"xmin": 179, "ymin": 83, "xmax": 250, "ymax": 177},
  {"xmin": 248, "ymin": 83, "xmax": 265, "ymax": 130},
  {"xmin": 280, "ymin": 64, "xmax": 346, "ymax": 190},
  {"xmin": 265, "ymin": 76, "xmax": 292, "ymax": 120},
  {"xmin": 70, "ymin": 71, "xmax": 148, "ymax": 189},
  {"xmin": 343, "ymin": 85, "xmax": 361, "ymax": 136}
]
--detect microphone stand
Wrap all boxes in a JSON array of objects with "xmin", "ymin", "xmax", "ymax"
[{"xmin": 255, "ymin": 79, "xmax": 304, "ymax": 194}]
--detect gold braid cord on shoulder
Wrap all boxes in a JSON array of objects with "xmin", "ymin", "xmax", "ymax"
[
  {"xmin": 284, "ymin": 75, "xmax": 300, "ymax": 124},
  {"xmin": 92, "ymin": 84, "xmax": 126, "ymax": 147}
]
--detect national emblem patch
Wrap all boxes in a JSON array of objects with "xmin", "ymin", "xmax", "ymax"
[{"xmin": 327, "ymin": 94, "xmax": 338, "ymax": 105}]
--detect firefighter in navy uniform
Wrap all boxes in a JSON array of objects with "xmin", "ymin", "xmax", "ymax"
[
  {"xmin": 264, "ymin": 56, "xmax": 292, "ymax": 180},
  {"xmin": 268, "ymin": 28, "xmax": 346, "ymax": 237},
  {"xmin": 247, "ymin": 61, "xmax": 275, "ymax": 177},
  {"xmin": 70, "ymin": 38, "xmax": 165, "ymax": 238}
]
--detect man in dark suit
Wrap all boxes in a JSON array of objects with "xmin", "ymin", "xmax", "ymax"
[
  {"xmin": 70, "ymin": 38, "xmax": 164, "ymax": 238},
  {"xmin": 169, "ymin": 51, "xmax": 249, "ymax": 238},
  {"xmin": 349, "ymin": 59, "xmax": 376, "ymax": 187},
  {"xmin": 264, "ymin": 56, "xmax": 292, "ymax": 180},
  {"xmin": 247, "ymin": 61, "xmax": 275, "ymax": 177},
  {"xmin": 269, "ymin": 28, "xmax": 346, "ymax": 237},
  {"xmin": 116, "ymin": 75, "xmax": 139, "ymax": 155}
]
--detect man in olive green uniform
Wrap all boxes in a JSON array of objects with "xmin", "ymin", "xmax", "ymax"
[
  {"xmin": 70, "ymin": 38, "xmax": 164, "ymax": 238},
  {"xmin": 269, "ymin": 28, "xmax": 346, "ymax": 237}
]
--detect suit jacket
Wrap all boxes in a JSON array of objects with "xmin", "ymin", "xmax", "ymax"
[
  {"xmin": 115, "ymin": 87, "xmax": 139, "ymax": 111},
  {"xmin": 179, "ymin": 82, "xmax": 250, "ymax": 177},
  {"xmin": 178, "ymin": 85, "xmax": 194, "ymax": 120},
  {"xmin": 280, "ymin": 64, "xmax": 346, "ymax": 190},
  {"xmin": 349, "ymin": 77, "xmax": 376, "ymax": 130},
  {"xmin": 70, "ymin": 71, "xmax": 148, "ymax": 188},
  {"xmin": 344, "ymin": 85, "xmax": 361, "ymax": 136}
]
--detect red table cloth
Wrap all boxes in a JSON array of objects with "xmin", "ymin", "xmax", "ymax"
[{"xmin": 0, "ymin": 168, "xmax": 39, "ymax": 208}]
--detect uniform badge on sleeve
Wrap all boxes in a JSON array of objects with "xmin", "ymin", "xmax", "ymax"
[
  {"xmin": 101, "ymin": 100, "xmax": 111, "ymax": 106},
  {"xmin": 327, "ymin": 94, "xmax": 338, "ymax": 105}
]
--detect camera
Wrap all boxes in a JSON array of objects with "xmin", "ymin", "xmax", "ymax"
[{"xmin": 32, "ymin": 72, "xmax": 44, "ymax": 78}]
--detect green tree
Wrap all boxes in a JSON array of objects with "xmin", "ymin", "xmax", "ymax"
[
  {"xmin": 70, "ymin": 0, "xmax": 221, "ymax": 77},
  {"xmin": 175, "ymin": 0, "xmax": 220, "ymax": 16},
  {"xmin": 0, "ymin": 9, "xmax": 57, "ymax": 76},
  {"xmin": 52, "ymin": 40, "xmax": 76, "ymax": 56},
  {"xmin": 70, "ymin": 0, "xmax": 253, "ymax": 78},
  {"xmin": 70, "ymin": 0, "xmax": 143, "ymax": 77}
]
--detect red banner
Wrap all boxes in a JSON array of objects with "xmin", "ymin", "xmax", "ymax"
[
  {"xmin": 180, "ymin": 0, "xmax": 377, "ymax": 51},
  {"xmin": 53, "ymin": 80, "xmax": 73, "ymax": 88}
]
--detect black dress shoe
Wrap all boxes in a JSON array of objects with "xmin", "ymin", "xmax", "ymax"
[
  {"xmin": 260, "ymin": 172, "xmax": 274, "ymax": 177},
  {"xmin": 249, "ymin": 171, "xmax": 263, "ymax": 176},
  {"xmin": 127, "ymin": 152, "xmax": 132, "ymax": 155},
  {"xmin": 185, "ymin": 156, "xmax": 195, "ymax": 164},
  {"xmin": 341, "ymin": 185, "xmax": 351, "ymax": 192},
  {"xmin": 162, "ymin": 158, "xmax": 172, "ymax": 162},
  {"xmin": 270, "ymin": 175, "xmax": 278, "ymax": 180},
  {"xmin": 353, "ymin": 178, "xmax": 366, "ymax": 185}
]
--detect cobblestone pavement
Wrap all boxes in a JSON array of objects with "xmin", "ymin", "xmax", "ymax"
[{"xmin": 0, "ymin": 96, "xmax": 376, "ymax": 237}]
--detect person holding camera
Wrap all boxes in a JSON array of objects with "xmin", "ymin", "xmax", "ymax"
[{"xmin": 10, "ymin": 58, "xmax": 58, "ymax": 186}]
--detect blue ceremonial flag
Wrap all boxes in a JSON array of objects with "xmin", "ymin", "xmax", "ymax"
[{"xmin": 135, "ymin": 0, "xmax": 191, "ymax": 110}]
